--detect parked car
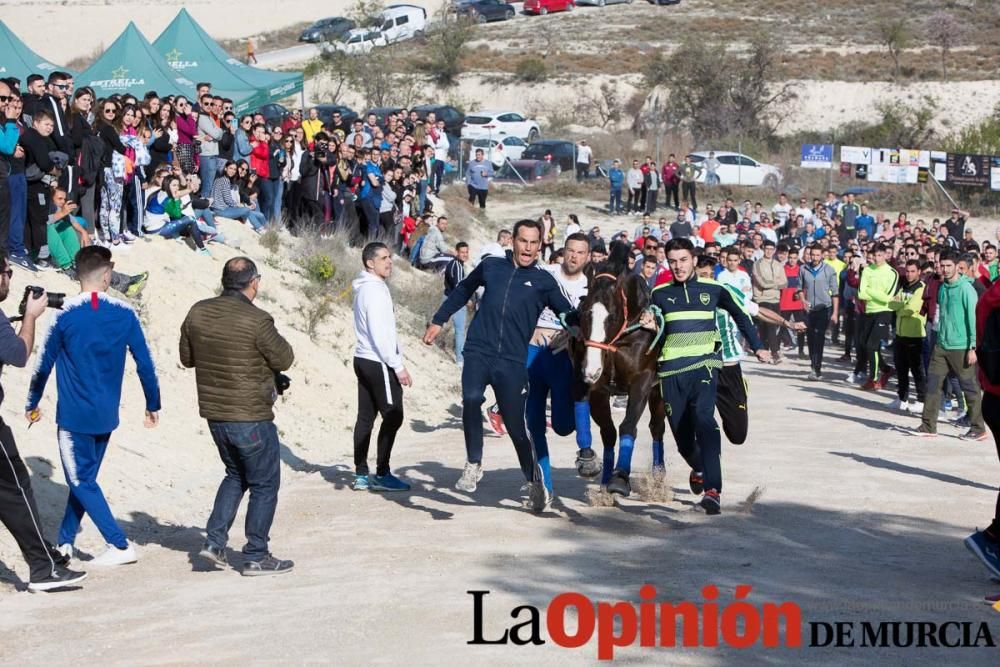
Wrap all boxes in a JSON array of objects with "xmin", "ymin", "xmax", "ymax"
[
  {"xmin": 312, "ymin": 104, "xmax": 359, "ymax": 128},
  {"xmin": 299, "ymin": 17, "xmax": 355, "ymax": 43},
  {"xmin": 257, "ymin": 103, "xmax": 290, "ymax": 127},
  {"xmin": 495, "ymin": 159, "xmax": 559, "ymax": 182},
  {"xmin": 522, "ymin": 139, "xmax": 576, "ymax": 171},
  {"xmin": 577, "ymin": 0, "xmax": 631, "ymax": 5},
  {"xmin": 688, "ymin": 151, "xmax": 782, "ymax": 187},
  {"xmin": 468, "ymin": 136, "xmax": 528, "ymax": 168},
  {"xmin": 524, "ymin": 0, "xmax": 576, "ymax": 15},
  {"xmin": 461, "ymin": 109, "xmax": 540, "ymax": 142},
  {"xmin": 412, "ymin": 104, "xmax": 465, "ymax": 135},
  {"xmin": 325, "ymin": 28, "xmax": 387, "ymax": 54},
  {"xmin": 380, "ymin": 5, "xmax": 427, "ymax": 42},
  {"xmin": 647, "ymin": 0, "xmax": 681, "ymax": 4},
  {"xmin": 456, "ymin": 0, "xmax": 517, "ymax": 22}
]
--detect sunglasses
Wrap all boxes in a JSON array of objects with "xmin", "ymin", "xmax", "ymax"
[
  {"xmin": 2, "ymin": 268, "xmax": 12, "ymax": 279},
  {"xmin": 103, "ymin": 108, "xmax": 116, "ymax": 113},
  {"xmin": 54, "ymin": 83, "xmax": 70, "ymax": 90},
  {"xmin": 0, "ymin": 95, "xmax": 10, "ymax": 103}
]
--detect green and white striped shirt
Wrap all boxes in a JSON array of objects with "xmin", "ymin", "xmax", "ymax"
[{"xmin": 716, "ymin": 284, "xmax": 758, "ymax": 364}]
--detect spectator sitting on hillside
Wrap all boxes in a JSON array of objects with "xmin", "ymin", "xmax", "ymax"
[{"xmin": 419, "ymin": 215, "xmax": 454, "ymax": 272}]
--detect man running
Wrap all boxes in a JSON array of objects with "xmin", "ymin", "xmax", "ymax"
[
  {"xmin": 695, "ymin": 256, "xmax": 801, "ymax": 450},
  {"xmin": 642, "ymin": 239, "xmax": 770, "ymax": 515},
  {"xmin": 423, "ymin": 219, "xmax": 575, "ymax": 512},
  {"xmin": 857, "ymin": 243, "xmax": 898, "ymax": 390},
  {"xmin": 524, "ymin": 232, "xmax": 594, "ymax": 497}
]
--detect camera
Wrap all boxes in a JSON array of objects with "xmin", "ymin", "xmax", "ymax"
[
  {"xmin": 19, "ymin": 286, "xmax": 65, "ymax": 315},
  {"xmin": 273, "ymin": 371, "xmax": 291, "ymax": 396}
]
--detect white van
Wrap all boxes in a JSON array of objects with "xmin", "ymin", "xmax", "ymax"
[{"xmin": 379, "ymin": 4, "xmax": 427, "ymax": 42}]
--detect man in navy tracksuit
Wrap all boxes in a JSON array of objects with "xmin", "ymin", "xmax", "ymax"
[
  {"xmin": 424, "ymin": 219, "xmax": 575, "ymax": 512},
  {"xmin": 26, "ymin": 246, "xmax": 160, "ymax": 567}
]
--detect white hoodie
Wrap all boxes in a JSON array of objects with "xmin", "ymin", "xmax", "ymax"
[{"xmin": 352, "ymin": 271, "xmax": 404, "ymax": 371}]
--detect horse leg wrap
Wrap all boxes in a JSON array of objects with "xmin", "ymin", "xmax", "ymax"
[
  {"xmin": 601, "ymin": 446, "xmax": 616, "ymax": 485},
  {"xmin": 616, "ymin": 435, "xmax": 635, "ymax": 475},
  {"xmin": 652, "ymin": 441, "xmax": 664, "ymax": 467},
  {"xmin": 574, "ymin": 401, "xmax": 593, "ymax": 450}
]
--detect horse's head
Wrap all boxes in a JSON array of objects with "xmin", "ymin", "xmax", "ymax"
[{"xmin": 577, "ymin": 262, "xmax": 652, "ymax": 385}]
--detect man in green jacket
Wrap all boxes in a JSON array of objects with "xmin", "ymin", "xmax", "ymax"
[
  {"xmin": 888, "ymin": 260, "xmax": 926, "ymax": 412},
  {"xmin": 913, "ymin": 248, "xmax": 986, "ymax": 440},
  {"xmin": 857, "ymin": 243, "xmax": 899, "ymax": 390},
  {"xmin": 180, "ymin": 257, "xmax": 296, "ymax": 575}
]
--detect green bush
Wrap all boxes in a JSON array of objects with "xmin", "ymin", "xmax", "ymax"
[
  {"xmin": 303, "ymin": 254, "xmax": 337, "ymax": 283},
  {"xmin": 515, "ymin": 57, "xmax": 548, "ymax": 83}
]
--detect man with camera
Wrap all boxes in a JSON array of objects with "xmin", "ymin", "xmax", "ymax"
[
  {"xmin": 179, "ymin": 257, "xmax": 295, "ymax": 576},
  {"xmin": 0, "ymin": 251, "xmax": 87, "ymax": 591},
  {"xmin": 26, "ymin": 245, "xmax": 161, "ymax": 568}
]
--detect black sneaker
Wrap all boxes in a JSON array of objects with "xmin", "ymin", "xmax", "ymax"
[
  {"xmin": 34, "ymin": 258, "xmax": 57, "ymax": 272},
  {"xmin": 700, "ymin": 489, "xmax": 721, "ymax": 515},
  {"xmin": 198, "ymin": 543, "xmax": 228, "ymax": 568},
  {"xmin": 28, "ymin": 566, "xmax": 87, "ymax": 592},
  {"xmin": 960, "ymin": 429, "xmax": 988, "ymax": 442},
  {"xmin": 242, "ymin": 553, "xmax": 294, "ymax": 576},
  {"xmin": 689, "ymin": 470, "xmax": 704, "ymax": 495}
]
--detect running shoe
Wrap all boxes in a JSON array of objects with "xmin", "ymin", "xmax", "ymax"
[
  {"xmin": 198, "ymin": 543, "xmax": 228, "ymax": 568},
  {"xmin": 700, "ymin": 489, "xmax": 721, "ymax": 515},
  {"xmin": 456, "ymin": 461, "xmax": 483, "ymax": 492},
  {"xmin": 126, "ymin": 272, "xmax": 149, "ymax": 298},
  {"xmin": 908, "ymin": 400, "xmax": 923, "ymax": 414},
  {"xmin": 953, "ymin": 413, "xmax": 972, "ymax": 428},
  {"xmin": 889, "ymin": 398, "xmax": 906, "ymax": 412},
  {"xmin": 121, "ymin": 230, "xmax": 137, "ymax": 243},
  {"xmin": 242, "ymin": 554, "xmax": 294, "ymax": 577},
  {"xmin": 351, "ymin": 474, "xmax": 370, "ymax": 491},
  {"xmin": 689, "ymin": 471, "xmax": 704, "ymax": 495},
  {"xmin": 878, "ymin": 368, "xmax": 893, "ymax": 387},
  {"xmin": 34, "ymin": 257, "xmax": 56, "ymax": 272},
  {"xmin": 9, "ymin": 253, "xmax": 38, "ymax": 273},
  {"xmin": 575, "ymin": 447, "xmax": 602, "ymax": 478},
  {"xmin": 861, "ymin": 380, "xmax": 878, "ymax": 391},
  {"xmin": 807, "ymin": 371, "xmax": 820, "ymax": 381},
  {"xmin": 525, "ymin": 480, "xmax": 553, "ymax": 513},
  {"xmin": 485, "ymin": 404, "xmax": 505, "ymax": 436},
  {"xmin": 907, "ymin": 425, "xmax": 937, "ymax": 438},
  {"xmin": 965, "ymin": 531, "xmax": 1000, "ymax": 579},
  {"xmin": 91, "ymin": 542, "xmax": 138, "ymax": 567},
  {"xmin": 28, "ymin": 566, "xmax": 87, "ymax": 592},
  {"xmin": 606, "ymin": 469, "xmax": 632, "ymax": 497},
  {"xmin": 960, "ymin": 429, "xmax": 988, "ymax": 442},
  {"xmin": 371, "ymin": 473, "xmax": 411, "ymax": 492},
  {"xmin": 56, "ymin": 543, "xmax": 74, "ymax": 561}
]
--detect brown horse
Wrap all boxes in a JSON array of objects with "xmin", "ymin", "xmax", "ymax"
[{"xmin": 573, "ymin": 260, "xmax": 666, "ymax": 497}]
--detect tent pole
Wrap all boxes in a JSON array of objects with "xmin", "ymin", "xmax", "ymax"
[{"xmin": 300, "ymin": 88, "xmax": 306, "ymax": 110}]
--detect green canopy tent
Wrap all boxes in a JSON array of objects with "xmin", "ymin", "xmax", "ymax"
[
  {"xmin": 78, "ymin": 21, "xmax": 250, "ymax": 106},
  {"xmin": 154, "ymin": 9, "xmax": 303, "ymax": 114},
  {"xmin": 0, "ymin": 20, "xmax": 70, "ymax": 83}
]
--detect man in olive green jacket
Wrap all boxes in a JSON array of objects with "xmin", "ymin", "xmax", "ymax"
[{"xmin": 180, "ymin": 256, "xmax": 296, "ymax": 576}]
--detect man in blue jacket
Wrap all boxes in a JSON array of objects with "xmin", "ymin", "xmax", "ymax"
[
  {"xmin": 423, "ymin": 219, "xmax": 575, "ymax": 512},
  {"xmin": 608, "ymin": 159, "xmax": 624, "ymax": 215},
  {"xmin": 27, "ymin": 246, "xmax": 160, "ymax": 567}
]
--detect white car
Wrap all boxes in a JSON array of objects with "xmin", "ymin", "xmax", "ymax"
[
  {"xmin": 379, "ymin": 5, "xmax": 427, "ymax": 42},
  {"xmin": 468, "ymin": 137, "xmax": 528, "ymax": 168},
  {"xmin": 688, "ymin": 151, "xmax": 782, "ymax": 187},
  {"xmin": 461, "ymin": 109, "xmax": 541, "ymax": 142},
  {"xmin": 324, "ymin": 28, "xmax": 387, "ymax": 54}
]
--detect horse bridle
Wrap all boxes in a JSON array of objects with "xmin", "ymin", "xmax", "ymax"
[{"xmin": 583, "ymin": 273, "xmax": 640, "ymax": 354}]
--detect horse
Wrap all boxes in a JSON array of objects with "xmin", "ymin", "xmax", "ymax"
[{"xmin": 572, "ymin": 245, "xmax": 667, "ymax": 498}]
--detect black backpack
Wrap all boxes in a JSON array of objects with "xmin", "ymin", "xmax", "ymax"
[{"xmin": 978, "ymin": 307, "xmax": 1000, "ymax": 386}]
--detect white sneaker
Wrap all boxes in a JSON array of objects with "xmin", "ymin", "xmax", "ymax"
[
  {"xmin": 91, "ymin": 542, "xmax": 138, "ymax": 567},
  {"xmin": 56, "ymin": 543, "xmax": 74, "ymax": 560},
  {"xmin": 889, "ymin": 398, "xmax": 906, "ymax": 412},
  {"xmin": 456, "ymin": 462, "xmax": 484, "ymax": 493},
  {"xmin": 908, "ymin": 400, "xmax": 923, "ymax": 414}
]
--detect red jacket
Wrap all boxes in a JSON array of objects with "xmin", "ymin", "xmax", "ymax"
[
  {"xmin": 779, "ymin": 262, "xmax": 803, "ymax": 311},
  {"xmin": 250, "ymin": 141, "xmax": 270, "ymax": 179},
  {"xmin": 976, "ymin": 280, "xmax": 1000, "ymax": 395},
  {"xmin": 661, "ymin": 161, "xmax": 679, "ymax": 185},
  {"xmin": 654, "ymin": 266, "xmax": 674, "ymax": 286}
]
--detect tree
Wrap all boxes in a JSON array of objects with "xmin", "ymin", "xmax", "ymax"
[
  {"xmin": 876, "ymin": 14, "xmax": 909, "ymax": 82},
  {"xmin": 304, "ymin": 51, "xmax": 357, "ymax": 104},
  {"xmin": 349, "ymin": 0, "xmax": 385, "ymax": 27},
  {"xmin": 925, "ymin": 11, "xmax": 967, "ymax": 81},
  {"xmin": 642, "ymin": 34, "xmax": 796, "ymax": 143},
  {"xmin": 420, "ymin": 8, "xmax": 475, "ymax": 87}
]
